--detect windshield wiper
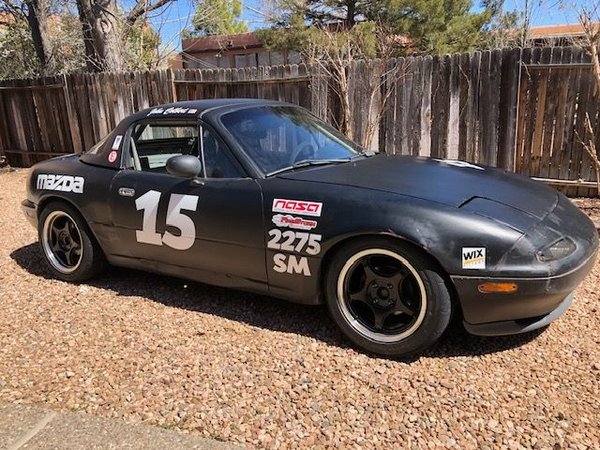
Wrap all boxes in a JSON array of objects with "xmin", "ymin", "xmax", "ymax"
[
  {"xmin": 266, "ymin": 158, "xmax": 352, "ymax": 177},
  {"xmin": 352, "ymin": 150, "xmax": 376, "ymax": 160}
]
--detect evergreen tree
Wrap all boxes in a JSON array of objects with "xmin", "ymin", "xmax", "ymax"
[
  {"xmin": 188, "ymin": 0, "xmax": 248, "ymax": 37},
  {"xmin": 259, "ymin": 0, "xmax": 518, "ymax": 55},
  {"xmin": 365, "ymin": 0, "xmax": 502, "ymax": 54}
]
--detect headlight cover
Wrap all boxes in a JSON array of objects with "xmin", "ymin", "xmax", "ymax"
[{"xmin": 536, "ymin": 238, "xmax": 576, "ymax": 262}]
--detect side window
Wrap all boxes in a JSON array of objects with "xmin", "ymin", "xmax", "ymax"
[
  {"xmin": 201, "ymin": 126, "xmax": 244, "ymax": 178},
  {"xmin": 131, "ymin": 121, "xmax": 198, "ymax": 172}
]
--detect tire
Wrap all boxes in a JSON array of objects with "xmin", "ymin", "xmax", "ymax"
[
  {"xmin": 325, "ymin": 238, "xmax": 452, "ymax": 357},
  {"xmin": 38, "ymin": 201, "xmax": 106, "ymax": 282}
]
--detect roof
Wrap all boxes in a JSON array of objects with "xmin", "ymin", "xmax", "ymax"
[
  {"xmin": 130, "ymin": 98, "xmax": 285, "ymax": 122},
  {"xmin": 528, "ymin": 23, "xmax": 597, "ymax": 39},
  {"xmin": 81, "ymin": 98, "xmax": 290, "ymax": 170},
  {"xmin": 182, "ymin": 32, "xmax": 262, "ymax": 53},
  {"xmin": 0, "ymin": 12, "xmax": 19, "ymax": 26}
]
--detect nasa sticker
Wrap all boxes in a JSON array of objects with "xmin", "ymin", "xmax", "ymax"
[
  {"xmin": 462, "ymin": 247, "xmax": 486, "ymax": 269},
  {"xmin": 272, "ymin": 198, "xmax": 323, "ymax": 217},
  {"xmin": 108, "ymin": 150, "xmax": 118, "ymax": 163}
]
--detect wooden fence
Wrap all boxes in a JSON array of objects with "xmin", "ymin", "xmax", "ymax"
[
  {"xmin": 0, "ymin": 46, "xmax": 598, "ymax": 196},
  {"xmin": 516, "ymin": 47, "xmax": 598, "ymax": 197}
]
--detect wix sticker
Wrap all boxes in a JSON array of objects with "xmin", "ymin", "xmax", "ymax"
[{"xmin": 462, "ymin": 247, "xmax": 486, "ymax": 269}]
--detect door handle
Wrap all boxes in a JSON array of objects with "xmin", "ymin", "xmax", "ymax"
[{"xmin": 118, "ymin": 187, "xmax": 135, "ymax": 197}]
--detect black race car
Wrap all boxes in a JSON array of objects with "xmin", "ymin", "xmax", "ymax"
[{"xmin": 22, "ymin": 99, "xmax": 599, "ymax": 357}]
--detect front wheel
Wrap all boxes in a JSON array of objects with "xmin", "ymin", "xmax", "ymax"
[
  {"xmin": 325, "ymin": 239, "xmax": 452, "ymax": 357},
  {"xmin": 39, "ymin": 201, "xmax": 106, "ymax": 282}
]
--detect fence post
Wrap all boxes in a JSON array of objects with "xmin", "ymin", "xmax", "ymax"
[
  {"xmin": 309, "ymin": 63, "xmax": 328, "ymax": 121},
  {"xmin": 168, "ymin": 69, "xmax": 178, "ymax": 102},
  {"xmin": 497, "ymin": 47, "xmax": 522, "ymax": 172},
  {"xmin": 62, "ymin": 74, "xmax": 82, "ymax": 154}
]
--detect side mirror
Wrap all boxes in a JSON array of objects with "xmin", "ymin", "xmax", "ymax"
[{"xmin": 166, "ymin": 155, "xmax": 202, "ymax": 179}]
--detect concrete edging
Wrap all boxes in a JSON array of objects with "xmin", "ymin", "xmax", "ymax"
[{"xmin": 0, "ymin": 403, "xmax": 238, "ymax": 450}]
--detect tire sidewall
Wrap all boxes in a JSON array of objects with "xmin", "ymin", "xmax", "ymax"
[
  {"xmin": 38, "ymin": 201, "xmax": 104, "ymax": 282},
  {"xmin": 325, "ymin": 238, "xmax": 452, "ymax": 357}
]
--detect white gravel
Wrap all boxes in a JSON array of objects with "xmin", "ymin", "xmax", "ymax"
[{"xmin": 0, "ymin": 169, "xmax": 599, "ymax": 449}]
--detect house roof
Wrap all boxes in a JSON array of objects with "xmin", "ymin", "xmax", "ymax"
[
  {"xmin": 0, "ymin": 12, "xmax": 18, "ymax": 26},
  {"xmin": 182, "ymin": 32, "xmax": 262, "ymax": 53},
  {"xmin": 528, "ymin": 23, "xmax": 596, "ymax": 39}
]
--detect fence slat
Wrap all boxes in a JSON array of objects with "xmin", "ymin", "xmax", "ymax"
[
  {"xmin": 549, "ymin": 47, "xmax": 574, "ymax": 180},
  {"xmin": 430, "ymin": 54, "xmax": 450, "ymax": 159},
  {"xmin": 540, "ymin": 48, "xmax": 562, "ymax": 179},
  {"xmin": 447, "ymin": 53, "xmax": 461, "ymax": 160},
  {"xmin": 574, "ymin": 51, "xmax": 595, "ymax": 197},
  {"xmin": 529, "ymin": 47, "xmax": 552, "ymax": 177},
  {"xmin": 497, "ymin": 48, "xmax": 521, "ymax": 171},
  {"xmin": 419, "ymin": 56, "xmax": 432, "ymax": 157}
]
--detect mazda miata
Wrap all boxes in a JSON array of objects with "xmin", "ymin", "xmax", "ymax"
[{"xmin": 22, "ymin": 99, "xmax": 599, "ymax": 357}]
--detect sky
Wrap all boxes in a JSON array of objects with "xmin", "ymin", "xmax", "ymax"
[{"xmin": 146, "ymin": 0, "xmax": 591, "ymax": 52}]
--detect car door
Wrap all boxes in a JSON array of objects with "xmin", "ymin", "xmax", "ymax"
[{"xmin": 108, "ymin": 118, "xmax": 267, "ymax": 289}]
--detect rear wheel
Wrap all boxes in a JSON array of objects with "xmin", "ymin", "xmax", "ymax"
[
  {"xmin": 39, "ymin": 202, "xmax": 106, "ymax": 282},
  {"xmin": 325, "ymin": 239, "xmax": 452, "ymax": 357}
]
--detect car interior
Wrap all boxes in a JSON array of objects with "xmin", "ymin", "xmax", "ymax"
[{"xmin": 127, "ymin": 120, "xmax": 242, "ymax": 178}]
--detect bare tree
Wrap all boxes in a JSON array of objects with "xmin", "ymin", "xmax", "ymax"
[
  {"xmin": 302, "ymin": 23, "xmax": 405, "ymax": 150},
  {"xmin": 0, "ymin": 0, "xmax": 51, "ymax": 72},
  {"xmin": 511, "ymin": 0, "xmax": 549, "ymax": 47},
  {"xmin": 74, "ymin": 0, "xmax": 178, "ymax": 72},
  {"xmin": 576, "ymin": 2, "xmax": 600, "ymax": 196}
]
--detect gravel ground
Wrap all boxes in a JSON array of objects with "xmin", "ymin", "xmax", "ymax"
[
  {"xmin": 572, "ymin": 198, "xmax": 600, "ymax": 225},
  {"xmin": 1, "ymin": 169, "xmax": 599, "ymax": 449}
]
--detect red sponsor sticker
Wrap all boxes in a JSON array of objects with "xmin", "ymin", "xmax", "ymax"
[
  {"xmin": 272, "ymin": 214, "xmax": 317, "ymax": 230},
  {"xmin": 272, "ymin": 198, "xmax": 323, "ymax": 217},
  {"xmin": 108, "ymin": 150, "xmax": 118, "ymax": 163}
]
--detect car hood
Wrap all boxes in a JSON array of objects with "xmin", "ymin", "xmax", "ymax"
[{"xmin": 278, "ymin": 155, "xmax": 559, "ymax": 230}]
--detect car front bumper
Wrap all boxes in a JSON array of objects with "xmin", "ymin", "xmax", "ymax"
[
  {"xmin": 463, "ymin": 292, "xmax": 574, "ymax": 336},
  {"xmin": 453, "ymin": 249, "xmax": 597, "ymax": 336},
  {"xmin": 21, "ymin": 199, "xmax": 37, "ymax": 229}
]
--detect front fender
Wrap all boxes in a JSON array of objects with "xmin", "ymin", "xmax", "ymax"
[{"xmin": 262, "ymin": 180, "xmax": 523, "ymax": 305}]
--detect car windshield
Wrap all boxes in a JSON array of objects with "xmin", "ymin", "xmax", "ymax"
[{"xmin": 221, "ymin": 106, "xmax": 361, "ymax": 175}]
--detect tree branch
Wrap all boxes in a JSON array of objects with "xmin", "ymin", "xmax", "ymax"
[
  {"xmin": 127, "ymin": 0, "xmax": 175, "ymax": 26},
  {"xmin": 0, "ymin": 0, "xmax": 28, "ymax": 22}
]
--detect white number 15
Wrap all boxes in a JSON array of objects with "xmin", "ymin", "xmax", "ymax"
[{"xmin": 135, "ymin": 190, "xmax": 199, "ymax": 250}]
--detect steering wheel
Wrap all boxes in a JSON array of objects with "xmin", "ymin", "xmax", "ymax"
[{"xmin": 289, "ymin": 141, "xmax": 317, "ymax": 164}]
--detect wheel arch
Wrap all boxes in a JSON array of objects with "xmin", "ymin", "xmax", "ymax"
[
  {"xmin": 37, "ymin": 195, "xmax": 82, "ymax": 219},
  {"xmin": 36, "ymin": 195, "xmax": 105, "ymax": 253},
  {"xmin": 319, "ymin": 232, "xmax": 459, "ymax": 309}
]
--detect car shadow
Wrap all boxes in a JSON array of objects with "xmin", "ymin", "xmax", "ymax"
[{"xmin": 10, "ymin": 243, "xmax": 547, "ymax": 361}]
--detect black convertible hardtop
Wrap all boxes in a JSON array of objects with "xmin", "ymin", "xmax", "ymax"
[{"xmin": 79, "ymin": 99, "xmax": 291, "ymax": 169}]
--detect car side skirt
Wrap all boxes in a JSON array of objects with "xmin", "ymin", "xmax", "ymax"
[{"xmin": 107, "ymin": 254, "xmax": 270, "ymax": 297}]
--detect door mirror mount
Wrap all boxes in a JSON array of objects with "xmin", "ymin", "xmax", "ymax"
[{"xmin": 166, "ymin": 155, "xmax": 202, "ymax": 179}]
